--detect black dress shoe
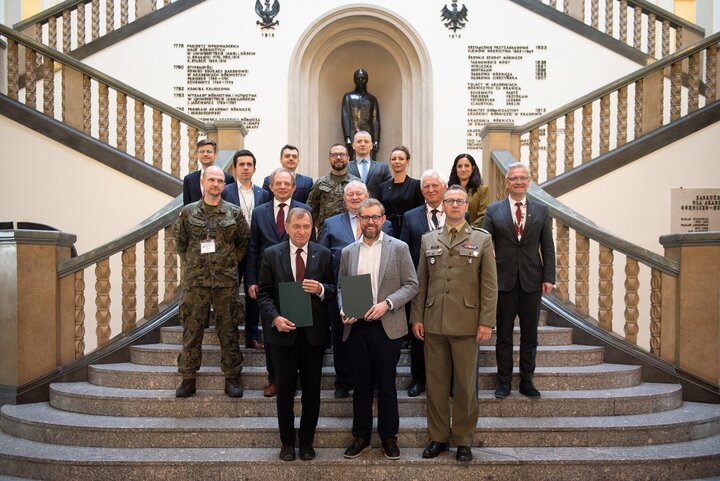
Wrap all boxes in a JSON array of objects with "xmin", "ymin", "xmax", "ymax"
[
  {"xmin": 456, "ymin": 446, "xmax": 473, "ymax": 462},
  {"xmin": 245, "ymin": 339, "xmax": 264, "ymax": 349},
  {"xmin": 344, "ymin": 437, "xmax": 371, "ymax": 458},
  {"xmin": 494, "ymin": 382, "xmax": 511, "ymax": 399},
  {"xmin": 407, "ymin": 382, "xmax": 425, "ymax": 397},
  {"xmin": 334, "ymin": 387, "xmax": 351, "ymax": 399},
  {"xmin": 422, "ymin": 441, "xmax": 449, "ymax": 458},
  {"xmin": 224, "ymin": 377, "xmax": 244, "ymax": 398},
  {"xmin": 381, "ymin": 438, "xmax": 400, "ymax": 460},
  {"xmin": 299, "ymin": 444, "xmax": 315, "ymax": 461},
  {"xmin": 175, "ymin": 379, "xmax": 196, "ymax": 398},
  {"xmin": 279, "ymin": 445, "xmax": 296, "ymax": 461},
  {"xmin": 519, "ymin": 381, "xmax": 541, "ymax": 398}
]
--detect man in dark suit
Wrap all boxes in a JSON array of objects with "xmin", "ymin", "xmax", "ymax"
[
  {"xmin": 262, "ymin": 144, "xmax": 314, "ymax": 204},
  {"xmin": 399, "ymin": 169, "xmax": 447, "ymax": 396},
  {"xmin": 257, "ymin": 208, "xmax": 334, "ymax": 462},
  {"xmin": 483, "ymin": 162, "xmax": 556, "ymax": 399},
  {"xmin": 338, "ymin": 198, "xmax": 418, "ymax": 460},
  {"xmin": 318, "ymin": 180, "xmax": 392, "ymax": 399},
  {"xmin": 347, "ymin": 131, "xmax": 391, "ymax": 199},
  {"xmin": 222, "ymin": 150, "xmax": 272, "ymax": 350},
  {"xmin": 182, "ymin": 139, "xmax": 234, "ymax": 205},
  {"xmin": 246, "ymin": 168, "xmax": 314, "ymax": 397}
]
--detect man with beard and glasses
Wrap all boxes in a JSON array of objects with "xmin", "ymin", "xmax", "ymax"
[{"xmin": 306, "ymin": 144, "xmax": 361, "ymax": 233}]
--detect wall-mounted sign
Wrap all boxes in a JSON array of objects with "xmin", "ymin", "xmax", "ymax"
[{"xmin": 671, "ymin": 188, "xmax": 720, "ymax": 233}]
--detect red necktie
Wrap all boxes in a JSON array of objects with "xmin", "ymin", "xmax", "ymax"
[
  {"xmin": 514, "ymin": 202, "xmax": 523, "ymax": 238},
  {"xmin": 295, "ymin": 248, "xmax": 305, "ymax": 281},
  {"xmin": 276, "ymin": 203, "xmax": 286, "ymax": 237}
]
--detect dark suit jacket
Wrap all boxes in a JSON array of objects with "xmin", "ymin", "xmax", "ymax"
[
  {"xmin": 221, "ymin": 182, "xmax": 272, "ymax": 210},
  {"xmin": 257, "ymin": 240, "xmax": 334, "ymax": 347},
  {"xmin": 400, "ymin": 204, "xmax": 434, "ymax": 269},
  {"xmin": 482, "ymin": 199, "xmax": 556, "ymax": 293},
  {"xmin": 347, "ymin": 159, "xmax": 392, "ymax": 199},
  {"xmin": 377, "ymin": 176, "xmax": 424, "ymax": 235},
  {"xmin": 245, "ymin": 200, "xmax": 315, "ymax": 286},
  {"xmin": 182, "ymin": 170, "xmax": 234, "ymax": 205},
  {"xmin": 262, "ymin": 173, "xmax": 314, "ymax": 204},
  {"xmin": 318, "ymin": 212, "xmax": 393, "ymax": 281}
]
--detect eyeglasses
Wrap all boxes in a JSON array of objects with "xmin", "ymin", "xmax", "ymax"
[
  {"xmin": 442, "ymin": 199, "xmax": 468, "ymax": 206},
  {"xmin": 507, "ymin": 176, "xmax": 529, "ymax": 182},
  {"xmin": 330, "ymin": 152, "xmax": 348, "ymax": 158},
  {"xmin": 359, "ymin": 215, "xmax": 383, "ymax": 223}
]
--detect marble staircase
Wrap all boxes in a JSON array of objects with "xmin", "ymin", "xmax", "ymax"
[{"xmin": 1, "ymin": 324, "xmax": 719, "ymax": 480}]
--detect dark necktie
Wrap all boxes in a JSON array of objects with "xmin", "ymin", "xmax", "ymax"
[
  {"xmin": 276, "ymin": 202, "xmax": 286, "ymax": 237},
  {"xmin": 295, "ymin": 248, "xmax": 305, "ymax": 281},
  {"xmin": 514, "ymin": 202, "xmax": 523, "ymax": 238},
  {"xmin": 449, "ymin": 227, "xmax": 457, "ymax": 245},
  {"xmin": 431, "ymin": 209, "xmax": 439, "ymax": 229}
]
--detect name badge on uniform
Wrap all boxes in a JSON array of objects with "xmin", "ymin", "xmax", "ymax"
[{"xmin": 200, "ymin": 239, "xmax": 216, "ymax": 254}]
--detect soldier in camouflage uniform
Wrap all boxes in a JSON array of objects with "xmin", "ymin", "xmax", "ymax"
[
  {"xmin": 307, "ymin": 143, "xmax": 361, "ymax": 233},
  {"xmin": 174, "ymin": 166, "xmax": 250, "ymax": 398}
]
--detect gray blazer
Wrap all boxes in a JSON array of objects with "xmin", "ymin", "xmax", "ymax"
[{"xmin": 338, "ymin": 234, "xmax": 418, "ymax": 341}]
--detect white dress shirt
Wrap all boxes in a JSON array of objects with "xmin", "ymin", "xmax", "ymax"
[
  {"xmin": 289, "ymin": 241, "xmax": 324, "ymax": 299},
  {"xmin": 425, "ymin": 204, "xmax": 445, "ymax": 230},
  {"xmin": 508, "ymin": 196, "xmax": 527, "ymax": 240},
  {"xmin": 357, "ymin": 232, "xmax": 384, "ymax": 304},
  {"xmin": 237, "ymin": 183, "xmax": 255, "ymax": 226}
]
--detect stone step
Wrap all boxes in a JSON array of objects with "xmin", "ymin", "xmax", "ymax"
[
  {"xmin": 87, "ymin": 363, "xmax": 643, "ymax": 391},
  {"xmin": 48, "ymin": 382, "xmax": 682, "ymax": 418},
  {"xmin": 3, "ymin": 401, "xmax": 718, "ymax": 449},
  {"xmin": 159, "ymin": 324, "xmax": 575, "ymax": 347},
  {"xmin": 0, "ymin": 431, "xmax": 718, "ymax": 481},
  {"xmin": 129, "ymin": 343, "xmax": 605, "ymax": 367}
]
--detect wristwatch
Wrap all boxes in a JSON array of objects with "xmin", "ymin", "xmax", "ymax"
[{"xmin": 385, "ymin": 299, "xmax": 392, "ymax": 310}]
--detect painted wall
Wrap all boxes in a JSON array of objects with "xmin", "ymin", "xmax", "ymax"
[{"xmin": 82, "ymin": 0, "xmax": 641, "ymax": 182}]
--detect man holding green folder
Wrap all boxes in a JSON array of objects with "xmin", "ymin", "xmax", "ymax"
[
  {"xmin": 338, "ymin": 198, "xmax": 419, "ymax": 460},
  {"xmin": 256, "ymin": 208, "xmax": 334, "ymax": 462}
]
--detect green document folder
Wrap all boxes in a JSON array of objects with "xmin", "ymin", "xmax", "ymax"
[
  {"xmin": 340, "ymin": 273, "xmax": 373, "ymax": 319},
  {"xmin": 279, "ymin": 281, "xmax": 313, "ymax": 328}
]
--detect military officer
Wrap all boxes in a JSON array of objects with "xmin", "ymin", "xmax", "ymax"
[
  {"xmin": 306, "ymin": 143, "xmax": 361, "ymax": 232},
  {"xmin": 174, "ymin": 165, "xmax": 250, "ymax": 398},
  {"xmin": 410, "ymin": 184, "xmax": 498, "ymax": 463}
]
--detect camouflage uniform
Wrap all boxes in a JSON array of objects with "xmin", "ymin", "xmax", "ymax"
[
  {"xmin": 307, "ymin": 172, "xmax": 361, "ymax": 233},
  {"xmin": 174, "ymin": 199, "xmax": 250, "ymax": 379}
]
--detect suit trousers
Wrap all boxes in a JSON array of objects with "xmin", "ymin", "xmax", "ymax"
[
  {"xmin": 496, "ymin": 279, "xmax": 543, "ymax": 383},
  {"xmin": 346, "ymin": 320, "xmax": 402, "ymax": 441},
  {"xmin": 267, "ymin": 334, "xmax": 325, "ymax": 446},
  {"xmin": 329, "ymin": 298, "xmax": 353, "ymax": 390},
  {"xmin": 406, "ymin": 305, "xmax": 426, "ymax": 384},
  {"xmin": 424, "ymin": 332, "xmax": 479, "ymax": 446}
]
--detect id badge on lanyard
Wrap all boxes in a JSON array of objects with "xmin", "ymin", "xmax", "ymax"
[{"xmin": 200, "ymin": 211, "xmax": 217, "ymax": 254}]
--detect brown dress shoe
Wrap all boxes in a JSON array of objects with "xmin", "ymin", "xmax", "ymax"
[
  {"xmin": 245, "ymin": 339, "xmax": 264, "ymax": 349},
  {"xmin": 263, "ymin": 383, "xmax": 276, "ymax": 397}
]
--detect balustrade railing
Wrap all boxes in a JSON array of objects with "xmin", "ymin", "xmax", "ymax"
[
  {"xmin": 57, "ymin": 197, "xmax": 182, "ymax": 356},
  {"xmin": 537, "ymin": 0, "xmax": 704, "ymax": 59},
  {"xmin": 491, "ymin": 149, "xmax": 679, "ymax": 355},
  {"xmin": 512, "ymin": 31, "xmax": 719, "ymax": 185},
  {"xmin": 0, "ymin": 23, "xmax": 222, "ymax": 180},
  {"xmin": 13, "ymin": 0, "xmax": 178, "ymax": 54}
]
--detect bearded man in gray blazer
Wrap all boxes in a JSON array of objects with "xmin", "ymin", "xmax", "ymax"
[{"xmin": 338, "ymin": 198, "xmax": 418, "ymax": 461}]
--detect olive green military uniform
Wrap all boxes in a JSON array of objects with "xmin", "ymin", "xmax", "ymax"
[
  {"xmin": 174, "ymin": 199, "xmax": 250, "ymax": 380},
  {"xmin": 306, "ymin": 172, "xmax": 361, "ymax": 232},
  {"xmin": 410, "ymin": 222, "xmax": 498, "ymax": 446}
]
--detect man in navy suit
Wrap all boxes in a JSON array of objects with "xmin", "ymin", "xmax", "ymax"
[
  {"xmin": 347, "ymin": 131, "xmax": 391, "ymax": 199},
  {"xmin": 483, "ymin": 162, "xmax": 556, "ymax": 399},
  {"xmin": 318, "ymin": 180, "xmax": 392, "ymax": 399},
  {"xmin": 182, "ymin": 139, "xmax": 234, "ymax": 205},
  {"xmin": 399, "ymin": 170, "xmax": 447, "ymax": 397},
  {"xmin": 257, "ymin": 208, "xmax": 334, "ymax": 462},
  {"xmin": 222, "ymin": 149, "xmax": 272, "ymax": 350},
  {"xmin": 262, "ymin": 144, "xmax": 314, "ymax": 204},
  {"xmin": 246, "ymin": 168, "xmax": 315, "ymax": 397}
]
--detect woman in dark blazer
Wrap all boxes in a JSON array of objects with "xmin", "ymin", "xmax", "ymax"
[
  {"xmin": 448, "ymin": 153, "xmax": 489, "ymax": 227},
  {"xmin": 377, "ymin": 146, "xmax": 425, "ymax": 235}
]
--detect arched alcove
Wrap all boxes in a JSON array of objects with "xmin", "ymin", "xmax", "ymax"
[{"xmin": 288, "ymin": 5, "xmax": 432, "ymax": 179}]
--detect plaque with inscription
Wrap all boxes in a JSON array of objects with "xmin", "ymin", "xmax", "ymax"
[{"xmin": 671, "ymin": 188, "xmax": 720, "ymax": 233}]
